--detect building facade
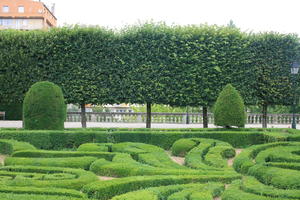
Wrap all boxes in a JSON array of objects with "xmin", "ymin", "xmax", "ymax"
[{"xmin": 0, "ymin": 0, "xmax": 56, "ymax": 30}]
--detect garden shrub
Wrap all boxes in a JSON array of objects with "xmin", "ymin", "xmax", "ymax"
[
  {"xmin": 233, "ymin": 141, "xmax": 300, "ymax": 192},
  {"xmin": 77, "ymin": 143, "xmax": 112, "ymax": 152},
  {"xmin": 0, "ymin": 193, "xmax": 85, "ymax": 200},
  {"xmin": 5, "ymin": 156, "xmax": 98, "ymax": 170},
  {"xmin": 222, "ymin": 179, "xmax": 298, "ymax": 200},
  {"xmin": 23, "ymin": 81, "xmax": 66, "ymax": 130},
  {"xmin": 12, "ymin": 150, "xmax": 119, "ymax": 161},
  {"xmin": 0, "ymin": 129, "xmax": 288, "ymax": 149},
  {"xmin": 111, "ymin": 183, "xmax": 223, "ymax": 200},
  {"xmin": 138, "ymin": 152, "xmax": 186, "ymax": 169},
  {"xmin": 0, "ymin": 165, "xmax": 98, "ymax": 190},
  {"xmin": 89, "ymin": 155, "xmax": 238, "ymax": 177},
  {"xmin": 214, "ymin": 84, "xmax": 246, "ymax": 128},
  {"xmin": 241, "ymin": 176, "xmax": 300, "ymax": 199},
  {"xmin": 82, "ymin": 175, "xmax": 240, "ymax": 200},
  {"xmin": 87, "ymin": 141, "xmax": 238, "ymax": 177},
  {"xmin": 171, "ymin": 139, "xmax": 197, "ymax": 156},
  {"xmin": 0, "ymin": 185, "xmax": 86, "ymax": 198},
  {"xmin": 0, "ymin": 139, "xmax": 36, "ymax": 155},
  {"xmin": 171, "ymin": 138, "xmax": 235, "ymax": 169}
]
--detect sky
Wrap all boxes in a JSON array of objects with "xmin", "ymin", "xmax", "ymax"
[{"xmin": 43, "ymin": 0, "xmax": 300, "ymax": 35}]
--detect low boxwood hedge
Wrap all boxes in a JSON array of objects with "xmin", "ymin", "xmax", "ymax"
[
  {"xmin": 5, "ymin": 156, "xmax": 98, "ymax": 170},
  {"xmin": 82, "ymin": 174, "xmax": 240, "ymax": 200},
  {"xmin": 0, "ymin": 139, "xmax": 36, "ymax": 155},
  {"xmin": 0, "ymin": 165, "xmax": 98, "ymax": 190},
  {"xmin": 0, "ymin": 129, "xmax": 293, "ymax": 150}
]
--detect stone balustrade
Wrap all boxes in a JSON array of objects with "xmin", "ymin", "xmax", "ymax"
[{"xmin": 66, "ymin": 112, "xmax": 300, "ymax": 124}]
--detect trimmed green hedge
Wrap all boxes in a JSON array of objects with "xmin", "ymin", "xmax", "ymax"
[
  {"xmin": 23, "ymin": 81, "xmax": 66, "ymax": 130},
  {"xmin": 233, "ymin": 142, "xmax": 300, "ymax": 190},
  {"xmin": 171, "ymin": 139, "xmax": 197, "ymax": 156},
  {"xmin": 0, "ymin": 165, "xmax": 98, "ymax": 190},
  {"xmin": 0, "ymin": 185, "xmax": 86, "ymax": 198},
  {"xmin": 12, "ymin": 150, "xmax": 120, "ymax": 161},
  {"xmin": 222, "ymin": 180, "xmax": 291, "ymax": 200},
  {"xmin": 77, "ymin": 143, "xmax": 112, "ymax": 152},
  {"xmin": 241, "ymin": 176, "xmax": 300, "ymax": 199},
  {"xmin": 5, "ymin": 156, "xmax": 98, "ymax": 170},
  {"xmin": 87, "ymin": 140, "xmax": 238, "ymax": 177},
  {"xmin": 111, "ymin": 183, "xmax": 223, "ymax": 200},
  {"xmin": 0, "ymin": 139, "xmax": 36, "ymax": 155},
  {"xmin": 0, "ymin": 129, "xmax": 292, "ymax": 150},
  {"xmin": 0, "ymin": 193, "xmax": 85, "ymax": 200},
  {"xmin": 214, "ymin": 84, "xmax": 246, "ymax": 128},
  {"xmin": 175, "ymin": 138, "xmax": 235, "ymax": 169},
  {"xmin": 82, "ymin": 174, "xmax": 241, "ymax": 200}
]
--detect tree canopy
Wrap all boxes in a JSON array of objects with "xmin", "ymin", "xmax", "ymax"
[{"xmin": 0, "ymin": 23, "xmax": 299, "ymax": 112}]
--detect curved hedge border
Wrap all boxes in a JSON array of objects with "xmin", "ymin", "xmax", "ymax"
[
  {"xmin": 0, "ymin": 165, "xmax": 98, "ymax": 190},
  {"xmin": 227, "ymin": 142, "xmax": 300, "ymax": 199},
  {"xmin": 82, "ymin": 174, "xmax": 240, "ymax": 200},
  {"xmin": 0, "ymin": 139, "xmax": 36, "ymax": 155},
  {"xmin": 0, "ymin": 129, "xmax": 296, "ymax": 149},
  {"xmin": 111, "ymin": 183, "xmax": 223, "ymax": 200}
]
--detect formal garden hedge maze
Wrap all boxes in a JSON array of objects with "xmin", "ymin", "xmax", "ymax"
[{"xmin": 0, "ymin": 129, "xmax": 300, "ymax": 199}]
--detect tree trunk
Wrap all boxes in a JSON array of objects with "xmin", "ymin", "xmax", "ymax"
[
  {"xmin": 203, "ymin": 106, "xmax": 208, "ymax": 128},
  {"xmin": 146, "ymin": 102, "xmax": 151, "ymax": 128},
  {"xmin": 262, "ymin": 104, "xmax": 268, "ymax": 128},
  {"xmin": 81, "ymin": 103, "xmax": 87, "ymax": 128},
  {"xmin": 186, "ymin": 106, "xmax": 189, "ymax": 124}
]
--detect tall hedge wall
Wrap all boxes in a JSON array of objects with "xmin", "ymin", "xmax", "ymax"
[{"xmin": 0, "ymin": 23, "xmax": 299, "ymax": 111}]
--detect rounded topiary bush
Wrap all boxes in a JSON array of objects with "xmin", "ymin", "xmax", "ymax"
[
  {"xmin": 171, "ymin": 139, "xmax": 197, "ymax": 156},
  {"xmin": 214, "ymin": 84, "xmax": 246, "ymax": 128},
  {"xmin": 23, "ymin": 81, "xmax": 66, "ymax": 130}
]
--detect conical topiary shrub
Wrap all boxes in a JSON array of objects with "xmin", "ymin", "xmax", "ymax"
[
  {"xmin": 214, "ymin": 84, "xmax": 246, "ymax": 128},
  {"xmin": 23, "ymin": 81, "xmax": 66, "ymax": 130}
]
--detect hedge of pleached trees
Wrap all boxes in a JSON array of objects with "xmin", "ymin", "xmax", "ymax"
[{"xmin": 0, "ymin": 23, "xmax": 299, "ymax": 128}]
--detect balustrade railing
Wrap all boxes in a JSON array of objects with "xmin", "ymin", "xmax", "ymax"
[{"xmin": 66, "ymin": 112, "xmax": 300, "ymax": 124}]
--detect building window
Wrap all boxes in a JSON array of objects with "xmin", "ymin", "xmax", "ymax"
[
  {"xmin": 18, "ymin": 6, "xmax": 24, "ymax": 13},
  {"xmin": 2, "ymin": 6, "xmax": 9, "ymax": 13},
  {"xmin": 0, "ymin": 19, "xmax": 13, "ymax": 26}
]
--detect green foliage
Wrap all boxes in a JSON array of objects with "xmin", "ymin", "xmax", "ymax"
[
  {"xmin": 233, "ymin": 141, "xmax": 300, "ymax": 193},
  {"xmin": 171, "ymin": 139, "xmax": 197, "ymax": 156},
  {"xmin": 176, "ymin": 138, "xmax": 235, "ymax": 169},
  {"xmin": 250, "ymin": 33, "xmax": 300, "ymax": 107},
  {"xmin": 111, "ymin": 183, "xmax": 223, "ymax": 200},
  {"xmin": 131, "ymin": 104, "xmax": 190, "ymax": 113},
  {"xmin": 0, "ymin": 129, "xmax": 300, "ymax": 199},
  {"xmin": 0, "ymin": 139, "xmax": 36, "ymax": 155},
  {"xmin": 0, "ymin": 129, "xmax": 291, "ymax": 150},
  {"xmin": 0, "ymin": 186, "xmax": 86, "ymax": 199},
  {"xmin": 23, "ymin": 81, "xmax": 66, "ymax": 130},
  {"xmin": 0, "ymin": 165, "xmax": 98, "ymax": 190},
  {"xmin": 12, "ymin": 149, "xmax": 118, "ymax": 161},
  {"xmin": 1, "ymin": 24, "xmax": 299, "ymax": 111},
  {"xmin": 5, "ymin": 156, "xmax": 98, "ymax": 170},
  {"xmin": 82, "ymin": 175, "xmax": 239, "ymax": 200},
  {"xmin": 0, "ymin": 193, "xmax": 85, "ymax": 200},
  {"xmin": 77, "ymin": 143, "xmax": 112, "ymax": 152},
  {"xmin": 0, "ymin": 103, "xmax": 22, "ymax": 120},
  {"xmin": 214, "ymin": 84, "xmax": 246, "ymax": 128},
  {"xmin": 88, "ymin": 140, "xmax": 238, "ymax": 178}
]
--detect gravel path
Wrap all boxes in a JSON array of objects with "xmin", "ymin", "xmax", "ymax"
[
  {"xmin": 0, "ymin": 155, "xmax": 6, "ymax": 165},
  {"xmin": 227, "ymin": 149, "xmax": 243, "ymax": 167},
  {"xmin": 165, "ymin": 151, "xmax": 185, "ymax": 165},
  {"xmin": 98, "ymin": 176, "xmax": 116, "ymax": 181}
]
